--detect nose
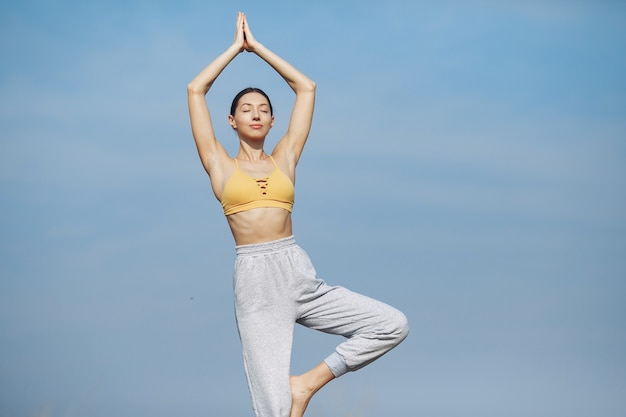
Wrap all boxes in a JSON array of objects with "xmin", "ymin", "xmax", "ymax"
[{"xmin": 252, "ymin": 107, "xmax": 260, "ymax": 120}]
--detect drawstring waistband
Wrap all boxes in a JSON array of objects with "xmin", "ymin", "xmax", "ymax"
[{"xmin": 235, "ymin": 235, "xmax": 296, "ymax": 256}]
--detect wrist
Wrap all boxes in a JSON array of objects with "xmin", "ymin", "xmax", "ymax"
[
  {"xmin": 247, "ymin": 41, "xmax": 266, "ymax": 54},
  {"xmin": 228, "ymin": 43, "xmax": 243, "ymax": 55}
]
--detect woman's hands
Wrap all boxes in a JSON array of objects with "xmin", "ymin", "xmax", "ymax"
[{"xmin": 233, "ymin": 12, "xmax": 260, "ymax": 53}]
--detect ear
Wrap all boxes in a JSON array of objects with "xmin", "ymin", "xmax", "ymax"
[
  {"xmin": 270, "ymin": 115, "xmax": 275, "ymax": 128},
  {"xmin": 228, "ymin": 115, "xmax": 237, "ymax": 129}
]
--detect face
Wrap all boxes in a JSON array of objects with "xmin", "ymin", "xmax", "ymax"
[{"xmin": 228, "ymin": 92, "xmax": 274, "ymax": 139}]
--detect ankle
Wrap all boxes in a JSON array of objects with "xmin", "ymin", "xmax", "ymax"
[{"xmin": 303, "ymin": 362, "xmax": 335, "ymax": 392}]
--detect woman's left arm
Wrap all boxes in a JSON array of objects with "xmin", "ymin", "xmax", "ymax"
[{"xmin": 242, "ymin": 14, "xmax": 316, "ymax": 168}]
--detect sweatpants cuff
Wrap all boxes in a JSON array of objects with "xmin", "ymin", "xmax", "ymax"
[{"xmin": 324, "ymin": 351, "xmax": 350, "ymax": 378}]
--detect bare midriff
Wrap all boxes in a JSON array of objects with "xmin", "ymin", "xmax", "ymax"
[{"xmin": 227, "ymin": 207, "xmax": 293, "ymax": 246}]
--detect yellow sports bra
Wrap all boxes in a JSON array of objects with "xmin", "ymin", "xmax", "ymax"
[{"xmin": 220, "ymin": 156, "xmax": 295, "ymax": 216}]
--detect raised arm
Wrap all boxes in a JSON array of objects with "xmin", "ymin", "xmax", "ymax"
[
  {"xmin": 241, "ymin": 14, "xmax": 316, "ymax": 168},
  {"xmin": 187, "ymin": 12, "xmax": 246, "ymax": 177}
]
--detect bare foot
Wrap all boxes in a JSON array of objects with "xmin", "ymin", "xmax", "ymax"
[
  {"xmin": 289, "ymin": 363, "xmax": 335, "ymax": 417},
  {"xmin": 289, "ymin": 375, "xmax": 314, "ymax": 417}
]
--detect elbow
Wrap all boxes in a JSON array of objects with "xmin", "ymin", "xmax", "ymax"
[
  {"xmin": 297, "ymin": 79, "xmax": 316, "ymax": 95},
  {"xmin": 187, "ymin": 82, "xmax": 206, "ymax": 96}
]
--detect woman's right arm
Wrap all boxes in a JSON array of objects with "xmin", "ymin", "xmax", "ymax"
[{"xmin": 187, "ymin": 13, "xmax": 244, "ymax": 176}]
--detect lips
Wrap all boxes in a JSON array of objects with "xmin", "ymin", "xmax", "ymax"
[{"xmin": 249, "ymin": 124, "xmax": 263, "ymax": 129}]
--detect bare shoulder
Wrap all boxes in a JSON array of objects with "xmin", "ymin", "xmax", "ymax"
[
  {"xmin": 206, "ymin": 151, "xmax": 237, "ymax": 200},
  {"xmin": 270, "ymin": 147, "xmax": 297, "ymax": 181}
]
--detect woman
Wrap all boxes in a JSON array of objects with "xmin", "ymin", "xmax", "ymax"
[{"xmin": 187, "ymin": 12, "xmax": 408, "ymax": 417}]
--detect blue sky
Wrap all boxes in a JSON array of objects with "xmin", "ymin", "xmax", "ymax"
[{"xmin": 1, "ymin": 1, "xmax": 625, "ymax": 416}]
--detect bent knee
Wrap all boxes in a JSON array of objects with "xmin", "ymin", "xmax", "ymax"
[{"xmin": 391, "ymin": 310, "xmax": 409, "ymax": 343}]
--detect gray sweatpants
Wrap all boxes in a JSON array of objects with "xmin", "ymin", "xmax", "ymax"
[{"xmin": 233, "ymin": 236, "xmax": 409, "ymax": 417}]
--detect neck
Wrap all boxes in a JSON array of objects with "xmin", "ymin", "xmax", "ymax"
[{"xmin": 237, "ymin": 145, "xmax": 267, "ymax": 162}]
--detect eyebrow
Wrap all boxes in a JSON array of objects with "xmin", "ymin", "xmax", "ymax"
[{"xmin": 240, "ymin": 102, "xmax": 270, "ymax": 107}]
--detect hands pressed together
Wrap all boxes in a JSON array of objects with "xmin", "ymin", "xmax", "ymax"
[{"xmin": 234, "ymin": 11, "xmax": 259, "ymax": 53}]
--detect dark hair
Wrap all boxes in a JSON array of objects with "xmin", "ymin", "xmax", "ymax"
[{"xmin": 230, "ymin": 87, "xmax": 273, "ymax": 116}]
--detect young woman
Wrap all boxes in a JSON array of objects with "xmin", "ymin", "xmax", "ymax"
[{"xmin": 187, "ymin": 12, "xmax": 409, "ymax": 417}]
